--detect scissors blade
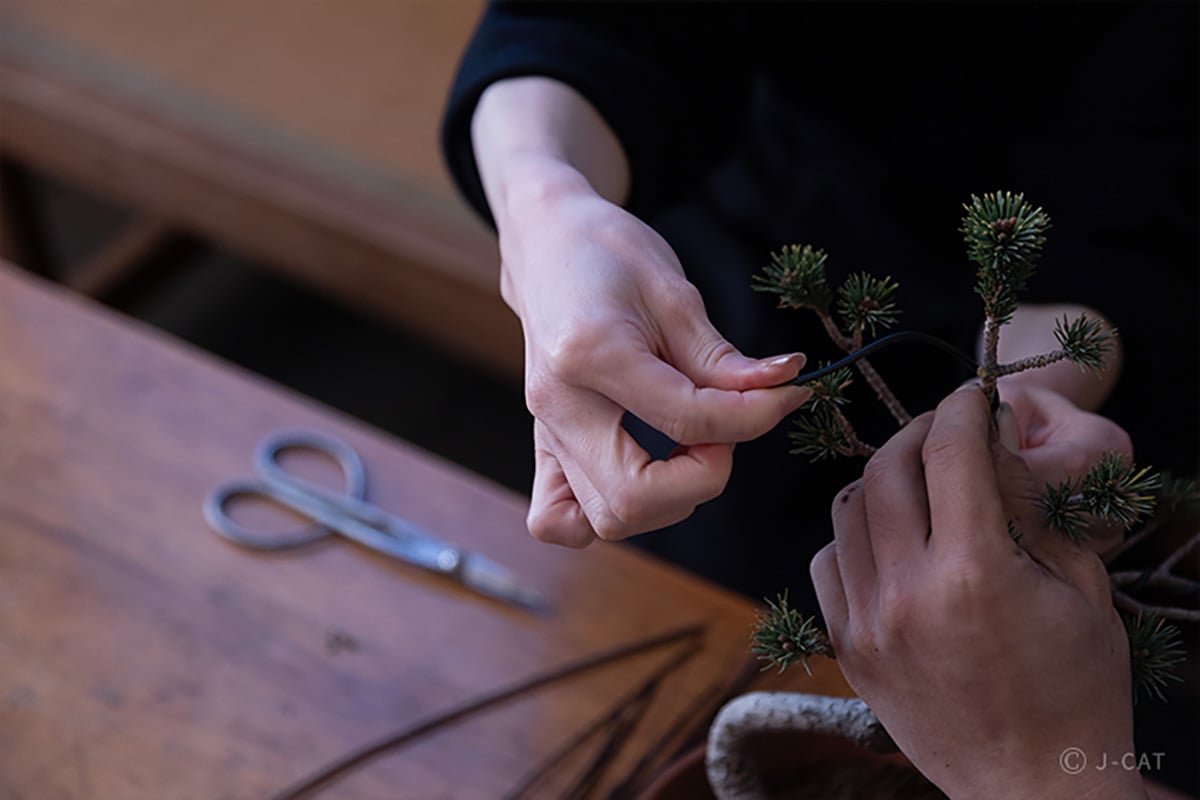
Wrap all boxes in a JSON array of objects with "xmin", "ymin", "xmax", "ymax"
[
  {"xmin": 459, "ymin": 553, "xmax": 547, "ymax": 612},
  {"xmin": 372, "ymin": 515, "xmax": 545, "ymax": 611}
]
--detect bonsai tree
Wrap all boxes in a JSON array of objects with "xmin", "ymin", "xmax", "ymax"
[{"xmin": 705, "ymin": 192, "xmax": 1199, "ymax": 799}]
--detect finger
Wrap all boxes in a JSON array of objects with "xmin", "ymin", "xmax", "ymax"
[
  {"xmin": 642, "ymin": 277, "xmax": 810, "ymax": 391},
  {"xmin": 862, "ymin": 412, "xmax": 935, "ymax": 577},
  {"xmin": 1019, "ymin": 429, "xmax": 1133, "ymax": 488},
  {"xmin": 576, "ymin": 335, "xmax": 811, "ymax": 445},
  {"xmin": 527, "ymin": 422, "xmax": 596, "ymax": 548},
  {"xmin": 582, "ymin": 438, "xmax": 733, "ymax": 539},
  {"xmin": 830, "ymin": 480, "xmax": 876, "ymax": 612},
  {"xmin": 546, "ymin": 397, "xmax": 735, "ymax": 539},
  {"xmin": 543, "ymin": 425, "xmax": 627, "ymax": 538},
  {"xmin": 663, "ymin": 294, "xmax": 808, "ymax": 391},
  {"xmin": 810, "ymin": 542, "xmax": 848, "ymax": 638},
  {"xmin": 922, "ymin": 386, "xmax": 1007, "ymax": 554}
]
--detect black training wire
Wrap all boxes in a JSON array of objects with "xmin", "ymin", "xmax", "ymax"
[{"xmin": 780, "ymin": 330, "xmax": 979, "ymax": 388}]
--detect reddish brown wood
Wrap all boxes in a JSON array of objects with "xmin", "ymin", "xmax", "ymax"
[
  {"xmin": 64, "ymin": 216, "xmax": 174, "ymax": 298},
  {"xmin": 0, "ymin": 1, "xmax": 524, "ymax": 379},
  {"xmin": 0, "ymin": 260, "xmax": 849, "ymax": 799}
]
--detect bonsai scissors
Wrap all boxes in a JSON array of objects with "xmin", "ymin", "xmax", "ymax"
[{"xmin": 203, "ymin": 429, "xmax": 545, "ymax": 611}]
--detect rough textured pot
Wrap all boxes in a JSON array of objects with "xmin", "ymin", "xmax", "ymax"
[
  {"xmin": 638, "ymin": 727, "xmax": 939, "ymax": 800},
  {"xmin": 643, "ymin": 700, "xmax": 940, "ymax": 800}
]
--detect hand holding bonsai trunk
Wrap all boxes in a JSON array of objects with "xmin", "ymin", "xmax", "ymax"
[
  {"xmin": 708, "ymin": 192, "xmax": 1196, "ymax": 799},
  {"xmin": 813, "ymin": 389, "xmax": 1147, "ymax": 800}
]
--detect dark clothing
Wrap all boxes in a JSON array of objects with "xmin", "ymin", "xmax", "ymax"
[{"xmin": 441, "ymin": 2, "xmax": 1199, "ymax": 607}]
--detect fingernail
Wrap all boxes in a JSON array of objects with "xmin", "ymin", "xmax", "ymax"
[
  {"xmin": 995, "ymin": 401, "xmax": 1020, "ymax": 453},
  {"xmin": 763, "ymin": 352, "xmax": 805, "ymax": 369},
  {"xmin": 787, "ymin": 386, "xmax": 814, "ymax": 410}
]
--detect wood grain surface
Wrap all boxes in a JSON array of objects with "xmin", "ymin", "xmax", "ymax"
[{"xmin": 0, "ymin": 260, "xmax": 850, "ymax": 799}]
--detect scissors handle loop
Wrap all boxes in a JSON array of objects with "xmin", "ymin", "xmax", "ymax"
[{"xmin": 204, "ymin": 430, "xmax": 367, "ymax": 549}]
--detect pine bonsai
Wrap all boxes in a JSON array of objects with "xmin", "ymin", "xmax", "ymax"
[{"xmin": 707, "ymin": 192, "xmax": 1200, "ymax": 798}]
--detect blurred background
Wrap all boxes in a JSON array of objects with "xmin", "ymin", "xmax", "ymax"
[{"xmin": 0, "ymin": 0, "xmax": 533, "ymax": 494}]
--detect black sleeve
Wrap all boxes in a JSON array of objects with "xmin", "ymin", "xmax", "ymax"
[{"xmin": 439, "ymin": 1, "xmax": 753, "ymax": 228}]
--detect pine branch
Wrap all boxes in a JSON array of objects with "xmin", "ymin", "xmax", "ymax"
[
  {"xmin": 1122, "ymin": 611, "xmax": 1186, "ymax": 703},
  {"xmin": 1114, "ymin": 591, "xmax": 1200, "ymax": 625},
  {"xmin": 1054, "ymin": 314, "xmax": 1117, "ymax": 372},
  {"xmin": 979, "ymin": 316, "xmax": 1002, "ymax": 405},
  {"xmin": 815, "ymin": 309, "xmax": 912, "ymax": 426},
  {"xmin": 829, "ymin": 406, "xmax": 878, "ymax": 457},
  {"xmin": 1110, "ymin": 571, "xmax": 1200, "ymax": 597},
  {"xmin": 1155, "ymin": 475, "xmax": 1200, "ymax": 519},
  {"xmin": 1039, "ymin": 479, "xmax": 1090, "ymax": 542},
  {"xmin": 753, "ymin": 245, "xmax": 833, "ymax": 312},
  {"xmin": 1152, "ymin": 529, "xmax": 1200, "ymax": 581},
  {"xmin": 993, "ymin": 350, "xmax": 1070, "ymax": 377},
  {"xmin": 837, "ymin": 273, "xmax": 901, "ymax": 340},
  {"xmin": 962, "ymin": 191, "xmax": 1051, "ymax": 404},
  {"xmin": 806, "ymin": 365, "xmax": 854, "ymax": 410},
  {"xmin": 1080, "ymin": 453, "xmax": 1160, "ymax": 531},
  {"xmin": 788, "ymin": 399, "xmax": 876, "ymax": 461},
  {"xmin": 1106, "ymin": 477, "xmax": 1197, "ymax": 565},
  {"xmin": 961, "ymin": 191, "xmax": 1051, "ymax": 325},
  {"xmin": 1104, "ymin": 517, "xmax": 1167, "ymax": 566},
  {"xmin": 788, "ymin": 408, "xmax": 852, "ymax": 462},
  {"xmin": 750, "ymin": 591, "xmax": 833, "ymax": 675},
  {"xmin": 761, "ymin": 244, "xmax": 911, "ymax": 426},
  {"xmin": 991, "ymin": 314, "xmax": 1116, "ymax": 380}
]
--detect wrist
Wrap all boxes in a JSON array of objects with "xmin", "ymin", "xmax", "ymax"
[
  {"xmin": 471, "ymin": 77, "xmax": 629, "ymax": 225},
  {"xmin": 489, "ymin": 154, "xmax": 598, "ymax": 235}
]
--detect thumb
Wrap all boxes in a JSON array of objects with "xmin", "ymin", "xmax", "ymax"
[{"xmin": 667, "ymin": 313, "xmax": 805, "ymax": 391}]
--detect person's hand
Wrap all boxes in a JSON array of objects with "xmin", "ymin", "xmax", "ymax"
[
  {"xmin": 811, "ymin": 388, "xmax": 1145, "ymax": 800},
  {"xmin": 997, "ymin": 379, "xmax": 1133, "ymax": 552},
  {"xmin": 500, "ymin": 177, "xmax": 810, "ymax": 546}
]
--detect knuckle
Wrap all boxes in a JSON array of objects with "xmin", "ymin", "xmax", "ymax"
[
  {"xmin": 698, "ymin": 465, "xmax": 732, "ymax": 504},
  {"xmin": 608, "ymin": 484, "xmax": 651, "ymax": 528},
  {"xmin": 830, "ymin": 481, "xmax": 862, "ymax": 522},
  {"xmin": 528, "ymin": 508, "xmax": 595, "ymax": 549},
  {"xmin": 658, "ymin": 407, "xmax": 708, "ymax": 445},
  {"xmin": 825, "ymin": 625, "xmax": 854, "ymax": 669},
  {"xmin": 937, "ymin": 558, "xmax": 992, "ymax": 605},
  {"xmin": 862, "ymin": 451, "xmax": 891, "ymax": 491},
  {"xmin": 544, "ymin": 321, "xmax": 607, "ymax": 384},
  {"xmin": 696, "ymin": 337, "xmax": 740, "ymax": 376},
  {"xmin": 592, "ymin": 515, "xmax": 631, "ymax": 542},
  {"xmin": 661, "ymin": 281, "xmax": 707, "ymax": 320},
  {"xmin": 876, "ymin": 587, "xmax": 915, "ymax": 637},
  {"xmin": 524, "ymin": 371, "xmax": 558, "ymax": 418},
  {"xmin": 843, "ymin": 619, "xmax": 879, "ymax": 663},
  {"xmin": 921, "ymin": 429, "xmax": 965, "ymax": 470},
  {"xmin": 526, "ymin": 511, "xmax": 559, "ymax": 544},
  {"xmin": 810, "ymin": 542, "xmax": 837, "ymax": 578}
]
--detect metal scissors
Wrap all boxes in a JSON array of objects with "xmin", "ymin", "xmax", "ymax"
[{"xmin": 203, "ymin": 429, "xmax": 545, "ymax": 611}]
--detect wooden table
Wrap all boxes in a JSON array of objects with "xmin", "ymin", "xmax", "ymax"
[
  {"xmin": 0, "ymin": 0, "xmax": 523, "ymax": 377},
  {"xmin": 0, "ymin": 259, "xmax": 851, "ymax": 799}
]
